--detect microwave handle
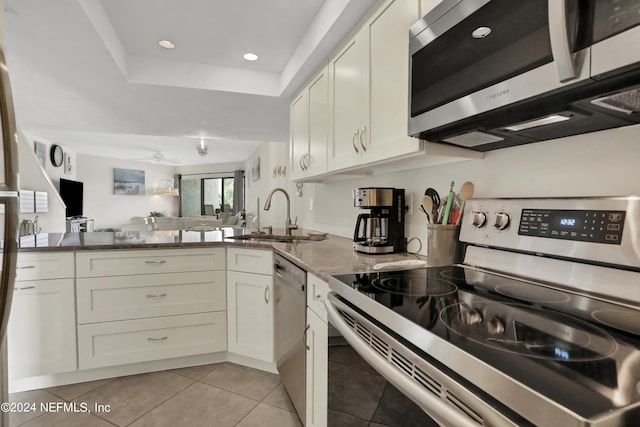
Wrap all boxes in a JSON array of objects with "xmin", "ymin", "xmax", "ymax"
[{"xmin": 548, "ymin": 0, "xmax": 578, "ymax": 83}]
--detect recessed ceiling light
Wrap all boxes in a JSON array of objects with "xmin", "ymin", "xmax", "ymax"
[
  {"xmin": 243, "ymin": 53, "xmax": 259, "ymax": 61},
  {"xmin": 471, "ymin": 26, "xmax": 492, "ymax": 39},
  {"xmin": 158, "ymin": 40, "xmax": 175, "ymax": 49}
]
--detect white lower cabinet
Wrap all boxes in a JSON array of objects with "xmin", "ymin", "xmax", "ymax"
[
  {"xmin": 306, "ymin": 307, "xmax": 328, "ymax": 427},
  {"xmin": 306, "ymin": 273, "xmax": 331, "ymax": 427},
  {"xmin": 226, "ymin": 270, "xmax": 274, "ymax": 362},
  {"xmin": 75, "ymin": 248, "xmax": 227, "ymax": 369},
  {"xmin": 77, "ymin": 312, "xmax": 227, "ymax": 369},
  {"xmin": 9, "ymin": 278, "xmax": 77, "ymax": 379}
]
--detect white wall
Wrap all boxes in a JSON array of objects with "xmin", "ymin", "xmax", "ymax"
[
  {"xmin": 298, "ymin": 124, "xmax": 640, "ymax": 254},
  {"xmin": 76, "ymin": 154, "xmax": 179, "ymax": 229},
  {"xmin": 22, "ymin": 131, "xmax": 78, "ymax": 183},
  {"xmin": 245, "ymin": 141, "xmax": 302, "ymax": 231},
  {"xmin": 16, "ymin": 130, "xmax": 67, "ymax": 232}
]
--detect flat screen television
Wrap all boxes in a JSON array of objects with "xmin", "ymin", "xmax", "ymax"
[{"xmin": 59, "ymin": 178, "xmax": 83, "ymax": 218}]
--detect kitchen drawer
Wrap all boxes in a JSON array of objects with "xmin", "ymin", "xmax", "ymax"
[
  {"xmin": 77, "ymin": 312, "xmax": 227, "ymax": 369},
  {"xmin": 307, "ymin": 273, "xmax": 330, "ymax": 322},
  {"xmin": 227, "ymin": 248, "xmax": 273, "ymax": 275},
  {"xmin": 76, "ymin": 248, "xmax": 225, "ymax": 278},
  {"xmin": 15, "ymin": 252, "xmax": 74, "ymax": 281},
  {"xmin": 77, "ymin": 271, "xmax": 226, "ymax": 324}
]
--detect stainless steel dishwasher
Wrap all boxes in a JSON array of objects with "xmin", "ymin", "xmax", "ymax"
[{"xmin": 274, "ymin": 254, "xmax": 306, "ymax": 423}]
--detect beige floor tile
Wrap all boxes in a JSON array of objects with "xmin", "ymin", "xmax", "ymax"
[
  {"xmin": 168, "ymin": 363, "xmax": 219, "ymax": 381},
  {"xmin": 236, "ymin": 403, "xmax": 302, "ymax": 427},
  {"xmin": 8, "ymin": 389, "xmax": 63, "ymax": 427},
  {"xmin": 73, "ymin": 370, "xmax": 193, "ymax": 427},
  {"xmin": 200, "ymin": 362, "xmax": 280, "ymax": 401},
  {"xmin": 262, "ymin": 383, "xmax": 296, "ymax": 413},
  {"xmin": 46, "ymin": 378, "xmax": 113, "ymax": 401},
  {"xmin": 129, "ymin": 382, "xmax": 258, "ymax": 427},
  {"xmin": 19, "ymin": 411, "xmax": 115, "ymax": 427}
]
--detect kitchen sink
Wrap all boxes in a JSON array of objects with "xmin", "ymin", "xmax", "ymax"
[{"xmin": 230, "ymin": 232, "xmax": 328, "ymax": 243}]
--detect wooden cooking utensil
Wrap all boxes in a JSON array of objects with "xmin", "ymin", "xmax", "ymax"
[
  {"xmin": 421, "ymin": 196, "xmax": 433, "ymax": 223},
  {"xmin": 455, "ymin": 181, "xmax": 475, "ymax": 225}
]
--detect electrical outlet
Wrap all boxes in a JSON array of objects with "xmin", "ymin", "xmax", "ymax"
[{"xmin": 406, "ymin": 194, "xmax": 414, "ymax": 215}]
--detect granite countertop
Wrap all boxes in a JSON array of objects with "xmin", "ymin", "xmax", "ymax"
[{"xmin": 17, "ymin": 228, "xmax": 427, "ymax": 279}]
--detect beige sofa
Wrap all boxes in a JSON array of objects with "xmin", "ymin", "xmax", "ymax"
[{"xmin": 120, "ymin": 215, "xmax": 242, "ymax": 232}]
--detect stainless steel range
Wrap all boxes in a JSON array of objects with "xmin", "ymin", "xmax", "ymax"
[{"xmin": 326, "ymin": 197, "xmax": 640, "ymax": 426}]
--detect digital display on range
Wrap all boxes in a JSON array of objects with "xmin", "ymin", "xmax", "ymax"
[
  {"xmin": 558, "ymin": 218, "xmax": 577, "ymax": 227},
  {"xmin": 519, "ymin": 209, "xmax": 625, "ymax": 244}
]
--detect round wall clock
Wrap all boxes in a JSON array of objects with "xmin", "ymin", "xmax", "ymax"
[{"xmin": 50, "ymin": 144, "xmax": 64, "ymax": 167}]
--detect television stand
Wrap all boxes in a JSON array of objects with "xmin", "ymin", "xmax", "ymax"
[{"xmin": 66, "ymin": 217, "xmax": 94, "ymax": 233}]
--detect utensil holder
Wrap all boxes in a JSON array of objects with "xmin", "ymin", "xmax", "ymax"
[{"xmin": 427, "ymin": 224, "xmax": 463, "ymax": 266}]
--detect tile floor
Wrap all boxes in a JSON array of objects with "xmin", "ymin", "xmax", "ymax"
[
  {"xmin": 9, "ymin": 350, "xmax": 436, "ymax": 426},
  {"xmin": 8, "ymin": 363, "xmax": 302, "ymax": 427}
]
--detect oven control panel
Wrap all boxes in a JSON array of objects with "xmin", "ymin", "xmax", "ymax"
[
  {"xmin": 518, "ymin": 209, "xmax": 626, "ymax": 245},
  {"xmin": 459, "ymin": 197, "xmax": 639, "ymax": 269}
]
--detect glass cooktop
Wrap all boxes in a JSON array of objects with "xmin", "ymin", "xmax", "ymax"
[{"xmin": 330, "ymin": 266, "xmax": 640, "ymax": 420}]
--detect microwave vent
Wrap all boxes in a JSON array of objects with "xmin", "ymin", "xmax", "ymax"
[
  {"xmin": 591, "ymin": 89, "xmax": 640, "ymax": 115},
  {"xmin": 442, "ymin": 131, "xmax": 504, "ymax": 147}
]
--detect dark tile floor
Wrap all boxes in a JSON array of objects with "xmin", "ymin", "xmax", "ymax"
[
  {"xmin": 9, "ymin": 363, "xmax": 301, "ymax": 427},
  {"xmin": 327, "ymin": 345, "xmax": 439, "ymax": 427}
]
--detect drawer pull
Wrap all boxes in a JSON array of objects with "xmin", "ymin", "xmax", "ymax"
[
  {"xmin": 147, "ymin": 336, "xmax": 168, "ymax": 342},
  {"xmin": 264, "ymin": 286, "xmax": 270, "ymax": 304},
  {"xmin": 144, "ymin": 260, "xmax": 167, "ymax": 265},
  {"xmin": 145, "ymin": 293, "xmax": 168, "ymax": 299},
  {"xmin": 14, "ymin": 286, "xmax": 36, "ymax": 291},
  {"xmin": 18, "ymin": 265, "xmax": 36, "ymax": 269}
]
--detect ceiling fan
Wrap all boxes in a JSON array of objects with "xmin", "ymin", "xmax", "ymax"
[{"xmin": 132, "ymin": 150, "xmax": 181, "ymax": 164}]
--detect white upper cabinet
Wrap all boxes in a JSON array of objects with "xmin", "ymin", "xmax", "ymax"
[
  {"xmin": 328, "ymin": 28, "xmax": 370, "ymax": 172},
  {"xmin": 291, "ymin": 0, "xmax": 481, "ymax": 181},
  {"xmin": 290, "ymin": 64, "xmax": 330, "ymax": 181},
  {"xmin": 367, "ymin": 0, "xmax": 422, "ymax": 162},
  {"xmin": 329, "ymin": 0, "xmax": 423, "ymax": 173}
]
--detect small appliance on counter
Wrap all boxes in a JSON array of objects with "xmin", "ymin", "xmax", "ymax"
[{"xmin": 353, "ymin": 187, "xmax": 406, "ymax": 254}]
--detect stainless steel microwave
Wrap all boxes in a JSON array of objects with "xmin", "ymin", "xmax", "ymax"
[{"xmin": 408, "ymin": 0, "xmax": 640, "ymax": 151}]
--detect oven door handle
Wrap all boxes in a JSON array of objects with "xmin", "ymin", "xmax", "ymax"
[{"xmin": 324, "ymin": 294, "xmax": 479, "ymax": 427}]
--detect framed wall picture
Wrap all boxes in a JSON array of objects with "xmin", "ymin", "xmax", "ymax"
[
  {"xmin": 64, "ymin": 152, "xmax": 72, "ymax": 174},
  {"xmin": 251, "ymin": 157, "xmax": 260, "ymax": 182},
  {"xmin": 34, "ymin": 141, "xmax": 46, "ymax": 167},
  {"xmin": 114, "ymin": 168, "xmax": 145, "ymax": 195}
]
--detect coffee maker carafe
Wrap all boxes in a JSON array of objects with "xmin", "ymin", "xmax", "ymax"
[{"xmin": 353, "ymin": 187, "xmax": 406, "ymax": 254}]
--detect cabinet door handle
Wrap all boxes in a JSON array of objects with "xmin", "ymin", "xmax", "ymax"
[
  {"xmin": 144, "ymin": 260, "xmax": 166, "ymax": 265},
  {"xmin": 299, "ymin": 155, "xmax": 306, "ymax": 171},
  {"xmin": 315, "ymin": 294, "xmax": 325, "ymax": 302},
  {"xmin": 303, "ymin": 324, "xmax": 310, "ymax": 351},
  {"xmin": 147, "ymin": 336, "xmax": 168, "ymax": 342},
  {"xmin": 14, "ymin": 286, "xmax": 36, "ymax": 291},
  {"xmin": 146, "ymin": 293, "xmax": 168, "ymax": 299},
  {"xmin": 352, "ymin": 129, "xmax": 360, "ymax": 153},
  {"xmin": 359, "ymin": 126, "xmax": 367, "ymax": 151},
  {"xmin": 18, "ymin": 265, "xmax": 36, "ymax": 269},
  {"xmin": 264, "ymin": 286, "xmax": 270, "ymax": 304},
  {"xmin": 303, "ymin": 153, "xmax": 310, "ymax": 169}
]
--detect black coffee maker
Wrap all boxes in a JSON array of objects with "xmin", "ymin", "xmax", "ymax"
[{"xmin": 353, "ymin": 187, "xmax": 406, "ymax": 254}]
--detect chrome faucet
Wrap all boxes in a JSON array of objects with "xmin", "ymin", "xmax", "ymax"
[{"xmin": 263, "ymin": 187, "xmax": 298, "ymax": 236}]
